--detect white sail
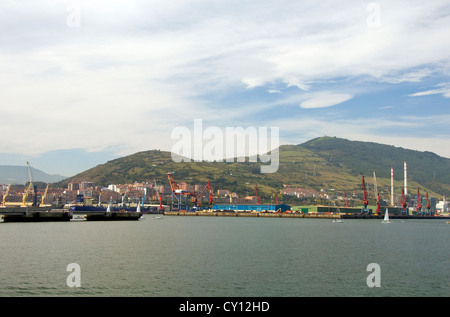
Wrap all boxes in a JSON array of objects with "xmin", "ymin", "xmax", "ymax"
[
  {"xmin": 137, "ymin": 202, "xmax": 141, "ymax": 213},
  {"xmin": 382, "ymin": 208, "xmax": 391, "ymax": 223}
]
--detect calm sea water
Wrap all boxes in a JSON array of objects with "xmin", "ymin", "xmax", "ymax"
[{"xmin": 0, "ymin": 215, "xmax": 448, "ymax": 297}]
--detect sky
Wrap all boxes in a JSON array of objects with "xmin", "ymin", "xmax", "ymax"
[{"xmin": 1, "ymin": 0, "xmax": 449, "ymax": 177}]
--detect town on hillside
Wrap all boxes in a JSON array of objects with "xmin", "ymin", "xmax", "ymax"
[{"xmin": 1, "ymin": 180, "xmax": 448, "ymax": 215}]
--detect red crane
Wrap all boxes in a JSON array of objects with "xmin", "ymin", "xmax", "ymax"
[
  {"xmin": 159, "ymin": 194, "xmax": 164, "ymax": 212},
  {"xmin": 167, "ymin": 172, "xmax": 196, "ymax": 210},
  {"xmin": 167, "ymin": 172, "xmax": 180, "ymax": 192},
  {"xmin": 254, "ymin": 185, "xmax": 261, "ymax": 204},
  {"xmin": 193, "ymin": 180, "xmax": 214, "ymax": 208},
  {"xmin": 417, "ymin": 187, "xmax": 422, "ymax": 213},
  {"xmin": 401, "ymin": 188, "xmax": 407, "ymax": 214},
  {"xmin": 344, "ymin": 192, "xmax": 349, "ymax": 207},
  {"xmin": 376, "ymin": 193, "xmax": 381, "ymax": 215},
  {"xmin": 426, "ymin": 192, "xmax": 431, "ymax": 214}
]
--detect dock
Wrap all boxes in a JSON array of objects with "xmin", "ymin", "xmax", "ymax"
[
  {"xmin": 164, "ymin": 211, "xmax": 447, "ymax": 220},
  {"xmin": 0, "ymin": 208, "xmax": 142, "ymax": 222},
  {"xmin": 164, "ymin": 211, "xmax": 342, "ymax": 218}
]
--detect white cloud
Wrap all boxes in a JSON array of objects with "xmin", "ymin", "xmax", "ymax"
[
  {"xmin": 0, "ymin": 0, "xmax": 449, "ymax": 164},
  {"xmin": 300, "ymin": 93, "xmax": 353, "ymax": 109},
  {"xmin": 409, "ymin": 83, "xmax": 450, "ymax": 98}
]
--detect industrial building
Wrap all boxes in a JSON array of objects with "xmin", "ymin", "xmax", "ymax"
[
  {"xmin": 213, "ymin": 203, "xmax": 291, "ymax": 213},
  {"xmin": 291, "ymin": 205, "xmax": 364, "ymax": 214}
]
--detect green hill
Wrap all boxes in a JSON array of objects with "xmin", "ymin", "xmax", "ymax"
[
  {"xmin": 301, "ymin": 136, "xmax": 450, "ymax": 194},
  {"xmin": 60, "ymin": 137, "xmax": 450, "ymax": 201}
]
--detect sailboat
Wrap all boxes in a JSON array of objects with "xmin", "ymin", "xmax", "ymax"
[
  {"xmin": 136, "ymin": 202, "xmax": 145, "ymax": 220},
  {"xmin": 382, "ymin": 208, "xmax": 391, "ymax": 224}
]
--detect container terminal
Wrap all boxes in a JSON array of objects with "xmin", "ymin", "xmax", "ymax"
[
  {"xmin": 1, "ymin": 163, "xmax": 448, "ymax": 222},
  {"xmin": 163, "ymin": 170, "xmax": 448, "ymax": 220}
]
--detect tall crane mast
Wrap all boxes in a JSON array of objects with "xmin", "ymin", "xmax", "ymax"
[
  {"xmin": 22, "ymin": 162, "xmax": 33, "ymax": 207},
  {"xmin": 41, "ymin": 184, "xmax": 49, "ymax": 206},
  {"xmin": 167, "ymin": 172, "xmax": 180, "ymax": 193},
  {"xmin": 401, "ymin": 188, "xmax": 407, "ymax": 214},
  {"xmin": 376, "ymin": 193, "xmax": 381, "ymax": 215},
  {"xmin": 1, "ymin": 181, "xmax": 11, "ymax": 207},
  {"xmin": 153, "ymin": 180, "xmax": 165, "ymax": 212},
  {"xmin": 373, "ymin": 171, "xmax": 378, "ymax": 196},
  {"xmin": 254, "ymin": 185, "xmax": 261, "ymax": 204},
  {"xmin": 362, "ymin": 176, "xmax": 369, "ymax": 213},
  {"xmin": 167, "ymin": 172, "xmax": 196, "ymax": 211},
  {"xmin": 416, "ymin": 187, "xmax": 422, "ymax": 214},
  {"xmin": 167, "ymin": 172, "xmax": 181, "ymax": 210},
  {"xmin": 373, "ymin": 171, "xmax": 380, "ymax": 215},
  {"xmin": 384, "ymin": 185, "xmax": 392, "ymax": 207}
]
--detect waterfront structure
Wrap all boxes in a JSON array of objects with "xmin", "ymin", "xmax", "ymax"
[
  {"xmin": 436, "ymin": 198, "xmax": 448, "ymax": 213},
  {"xmin": 213, "ymin": 203, "xmax": 291, "ymax": 213}
]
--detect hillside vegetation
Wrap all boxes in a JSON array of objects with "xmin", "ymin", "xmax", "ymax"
[{"xmin": 60, "ymin": 137, "xmax": 450, "ymax": 200}]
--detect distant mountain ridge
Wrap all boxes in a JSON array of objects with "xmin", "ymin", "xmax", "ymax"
[
  {"xmin": 0, "ymin": 165, "xmax": 66, "ymax": 185},
  {"xmin": 60, "ymin": 136, "xmax": 450, "ymax": 199}
]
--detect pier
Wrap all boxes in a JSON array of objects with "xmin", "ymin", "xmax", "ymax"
[
  {"xmin": 165, "ymin": 211, "xmax": 342, "ymax": 218},
  {"xmin": 164, "ymin": 211, "xmax": 447, "ymax": 220},
  {"xmin": 0, "ymin": 208, "xmax": 142, "ymax": 222}
]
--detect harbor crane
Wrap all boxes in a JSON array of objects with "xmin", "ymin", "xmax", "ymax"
[
  {"xmin": 361, "ymin": 176, "xmax": 369, "ymax": 214},
  {"xmin": 416, "ymin": 187, "xmax": 422, "ymax": 215},
  {"xmin": 167, "ymin": 172, "xmax": 185, "ymax": 210},
  {"xmin": 193, "ymin": 180, "xmax": 214, "ymax": 208},
  {"xmin": 254, "ymin": 185, "xmax": 261, "ymax": 204},
  {"xmin": 167, "ymin": 172, "xmax": 213, "ymax": 210},
  {"xmin": 373, "ymin": 171, "xmax": 380, "ymax": 215},
  {"xmin": 401, "ymin": 188, "xmax": 407, "ymax": 215},
  {"xmin": 426, "ymin": 192, "xmax": 431, "ymax": 215},
  {"xmin": 40, "ymin": 184, "xmax": 49, "ymax": 206},
  {"xmin": 384, "ymin": 185, "xmax": 393, "ymax": 207},
  {"xmin": 1, "ymin": 181, "xmax": 11, "ymax": 207},
  {"xmin": 375, "ymin": 193, "xmax": 381, "ymax": 215},
  {"xmin": 152, "ymin": 180, "xmax": 165, "ymax": 212},
  {"xmin": 22, "ymin": 162, "xmax": 34, "ymax": 207},
  {"xmin": 159, "ymin": 194, "xmax": 164, "ymax": 212}
]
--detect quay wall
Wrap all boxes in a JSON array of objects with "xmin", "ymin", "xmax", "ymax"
[
  {"xmin": 164, "ymin": 211, "xmax": 342, "ymax": 219},
  {"xmin": 164, "ymin": 211, "xmax": 445, "ymax": 220}
]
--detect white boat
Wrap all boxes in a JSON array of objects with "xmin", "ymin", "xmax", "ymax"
[
  {"xmin": 333, "ymin": 218, "xmax": 343, "ymax": 223},
  {"xmin": 382, "ymin": 208, "xmax": 391, "ymax": 223},
  {"xmin": 70, "ymin": 214, "xmax": 87, "ymax": 222}
]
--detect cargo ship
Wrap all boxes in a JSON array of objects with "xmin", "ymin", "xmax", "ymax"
[{"xmin": 69, "ymin": 204, "xmax": 149, "ymax": 213}]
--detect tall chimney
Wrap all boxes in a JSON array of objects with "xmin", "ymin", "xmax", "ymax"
[
  {"xmin": 391, "ymin": 167, "xmax": 394, "ymax": 206},
  {"xmin": 404, "ymin": 161, "xmax": 408, "ymax": 197}
]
